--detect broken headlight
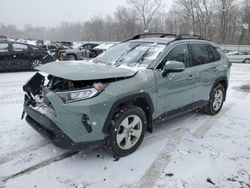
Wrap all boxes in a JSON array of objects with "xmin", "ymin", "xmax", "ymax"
[{"xmin": 56, "ymin": 83, "xmax": 108, "ymax": 103}]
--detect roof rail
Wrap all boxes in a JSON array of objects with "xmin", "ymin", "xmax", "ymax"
[
  {"xmin": 129, "ymin": 33, "xmax": 206, "ymax": 41},
  {"xmin": 131, "ymin": 33, "xmax": 177, "ymax": 40},
  {"xmin": 175, "ymin": 34, "xmax": 205, "ymax": 40}
]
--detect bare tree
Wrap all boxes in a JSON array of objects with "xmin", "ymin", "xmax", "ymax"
[
  {"xmin": 127, "ymin": 0, "xmax": 162, "ymax": 32},
  {"xmin": 239, "ymin": 0, "xmax": 250, "ymax": 44},
  {"xmin": 1, "ymin": 0, "xmax": 249, "ymax": 44},
  {"xmin": 176, "ymin": 0, "xmax": 198, "ymax": 34},
  {"xmin": 114, "ymin": 6, "xmax": 141, "ymax": 40},
  {"xmin": 216, "ymin": 0, "xmax": 236, "ymax": 43},
  {"xmin": 195, "ymin": 0, "xmax": 215, "ymax": 38}
]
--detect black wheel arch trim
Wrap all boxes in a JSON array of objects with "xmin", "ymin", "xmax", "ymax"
[
  {"xmin": 102, "ymin": 92, "xmax": 154, "ymax": 134},
  {"xmin": 211, "ymin": 77, "xmax": 228, "ymax": 101}
]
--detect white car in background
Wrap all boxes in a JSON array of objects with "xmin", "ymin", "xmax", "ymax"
[{"xmin": 226, "ymin": 51, "xmax": 250, "ymax": 64}]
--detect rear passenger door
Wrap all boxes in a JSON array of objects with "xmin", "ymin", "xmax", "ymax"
[
  {"xmin": 0, "ymin": 42, "xmax": 12, "ymax": 71},
  {"xmin": 190, "ymin": 43, "xmax": 222, "ymax": 102}
]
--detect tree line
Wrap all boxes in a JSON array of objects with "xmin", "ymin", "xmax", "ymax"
[{"xmin": 0, "ymin": 0, "xmax": 249, "ymax": 44}]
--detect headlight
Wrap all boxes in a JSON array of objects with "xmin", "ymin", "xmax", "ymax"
[{"xmin": 56, "ymin": 83, "xmax": 108, "ymax": 103}]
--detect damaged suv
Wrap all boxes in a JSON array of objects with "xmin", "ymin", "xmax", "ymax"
[{"xmin": 23, "ymin": 34, "xmax": 231, "ymax": 157}]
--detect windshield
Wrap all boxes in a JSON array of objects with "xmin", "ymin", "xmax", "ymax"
[{"xmin": 93, "ymin": 42, "xmax": 166, "ymax": 67}]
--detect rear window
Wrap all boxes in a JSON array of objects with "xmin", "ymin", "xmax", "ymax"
[
  {"xmin": 30, "ymin": 46, "xmax": 40, "ymax": 51},
  {"xmin": 0, "ymin": 43, "xmax": 8, "ymax": 52}
]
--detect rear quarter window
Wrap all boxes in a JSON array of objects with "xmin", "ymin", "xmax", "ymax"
[{"xmin": 207, "ymin": 45, "xmax": 221, "ymax": 62}]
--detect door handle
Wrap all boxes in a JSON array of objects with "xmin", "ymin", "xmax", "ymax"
[
  {"xmin": 187, "ymin": 74, "xmax": 193, "ymax": 80},
  {"xmin": 211, "ymin": 67, "xmax": 218, "ymax": 71}
]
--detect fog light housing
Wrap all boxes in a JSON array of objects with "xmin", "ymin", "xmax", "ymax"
[{"xmin": 82, "ymin": 114, "xmax": 92, "ymax": 133}]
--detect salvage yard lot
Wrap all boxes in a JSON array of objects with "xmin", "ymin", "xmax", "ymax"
[{"xmin": 0, "ymin": 63, "xmax": 250, "ymax": 188}]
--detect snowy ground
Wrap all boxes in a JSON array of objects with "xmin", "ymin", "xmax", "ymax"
[{"xmin": 0, "ymin": 64, "xmax": 250, "ymax": 188}]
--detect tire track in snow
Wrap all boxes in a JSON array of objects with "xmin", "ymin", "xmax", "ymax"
[
  {"xmin": 0, "ymin": 141, "xmax": 49, "ymax": 165},
  {"xmin": 1, "ymin": 128, "xmax": 187, "ymax": 187},
  {"xmin": 135, "ymin": 128, "xmax": 187, "ymax": 188},
  {"xmin": 192, "ymin": 103, "xmax": 236, "ymax": 139},
  {"xmin": 1, "ymin": 151, "xmax": 78, "ymax": 185}
]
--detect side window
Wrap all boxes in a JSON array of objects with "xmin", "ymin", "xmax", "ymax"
[
  {"xmin": 190, "ymin": 43, "xmax": 210, "ymax": 66},
  {"xmin": 13, "ymin": 43, "xmax": 28, "ymax": 52},
  {"xmin": 207, "ymin": 45, "xmax": 221, "ymax": 62},
  {"xmin": 91, "ymin": 44, "xmax": 98, "ymax": 48},
  {"xmin": 84, "ymin": 44, "xmax": 92, "ymax": 50},
  {"xmin": 31, "ymin": 46, "xmax": 40, "ymax": 51},
  {"xmin": 158, "ymin": 44, "xmax": 190, "ymax": 69},
  {"xmin": 0, "ymin": 43, "xmax": 9, "ymax": 53}
]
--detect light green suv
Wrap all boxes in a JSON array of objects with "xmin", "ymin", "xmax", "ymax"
[{"xmin": 23, "ymin": 34, "xmax": 231, "ymax": 157}]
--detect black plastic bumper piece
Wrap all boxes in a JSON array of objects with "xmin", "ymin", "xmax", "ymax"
[{"xmin": 24, "ymin": 105, "xmax": 104, "ymax": 150}]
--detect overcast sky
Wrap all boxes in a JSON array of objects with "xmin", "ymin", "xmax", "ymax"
[{"xmin": 0, "ymin": 0, "xmax": 173, "ymax": 29}]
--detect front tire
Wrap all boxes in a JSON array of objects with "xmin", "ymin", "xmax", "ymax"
[
  {"xmin": 107, "ymin": 105, "xmax": 146, "ymax": 157},
  {"xmin": 203, "ymin": 84, "xmax": 225, "ymax": 115}
]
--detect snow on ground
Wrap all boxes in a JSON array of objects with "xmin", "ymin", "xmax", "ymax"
[{"xmin": 0, "ymin": 64, "xmax": 250, "ymax": 188}]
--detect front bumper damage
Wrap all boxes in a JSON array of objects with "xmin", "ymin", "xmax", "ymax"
[
  {"xmin": 22, "ymin": 73, "xmax": 114, "ymax": 150},
  {"xmin": 24, "ymin": 103, "xmax": 104, "ymax": 150}
]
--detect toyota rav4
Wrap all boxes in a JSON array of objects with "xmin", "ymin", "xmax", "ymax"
[{"xmin": 23, "ymin": 34, "xmax": 231, "ymax": 157}]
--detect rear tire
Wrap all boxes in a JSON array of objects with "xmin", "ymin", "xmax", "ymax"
[
  {"xmin": 106, "ymin": 105, "xmax": 146, "ymax": 157},
  {"xmin": 31, "ymin": 60, "xmax": 43, "ymax": 71},
  {"xmin": 67, "ymin": 54, "xmax": 76, "ymax": 60},
  {"xmin": 203, "ymin": 84, "xmax": 225, "ymax": 115},
  {"xmin": 243, "ymin": 58, "xmax": 250, "ymax": 64}
]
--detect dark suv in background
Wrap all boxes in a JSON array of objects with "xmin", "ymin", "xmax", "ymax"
[{"xmin": 0, "ymin": 41, "xmax": 54, "ymax": 72}]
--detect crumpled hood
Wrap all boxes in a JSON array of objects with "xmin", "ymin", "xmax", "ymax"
[{"xmin": 36, "ymin": 61, "xmax": 137, "ymax": 81}]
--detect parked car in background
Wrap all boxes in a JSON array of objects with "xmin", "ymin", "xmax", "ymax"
[
  {"xmin": 226, "ymin": 51, "xmax": 250, "ymax": 64},
  {"xmin": 0, "ymin": 35, "xmax": 8, "ymax": 41},
  {"xmin": 40, "ymin": 42, "xmax": 73, "ymax": 60},
  {"xmin": 83, "ymin": 42, "xmax": 119, "ymax": 58},
  {"xmin": 59, "ymin": 41, "xmax": 73, "ymax": 48},
  {"xmin": 222, "ymin": 49, "xmax": 232, "ymax": 54},
  {"xmin": 59, "ymin": 42, "xmax": 101, "ymax": 60},
  {"xmin": 23, "ymin": 33, "xmax": 231, "ymax": 157},
  {"xmin": 0, "ymin": 41, "xmax": 54, "ymax": 72}
]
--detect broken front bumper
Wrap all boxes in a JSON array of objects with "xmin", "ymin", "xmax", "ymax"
[
  {"xmin": 22, "ymin": 73, "xmax": 115, "ymax": 150},
  {"xmin": 24, "ymin": 104, "xmax": 104, "ymax": 150}
]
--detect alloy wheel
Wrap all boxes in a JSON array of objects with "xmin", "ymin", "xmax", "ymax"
[
  {"xmin": 116, "ymin": 115, "xmax": 142, "ymax": 150},
  {"xmin": 32, "ymin": 60, "xmax": 42, "ymax": 69},
  {"xmin": 213, "ymin": 89, "xmax": 223, "ymax": 111}
]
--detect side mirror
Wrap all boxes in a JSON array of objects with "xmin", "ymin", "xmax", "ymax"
[{"xmin": 162, "ymin": 61, "xmax": 185, "ymax": 77}]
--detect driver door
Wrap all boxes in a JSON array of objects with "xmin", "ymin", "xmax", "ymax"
[
  {"xmin": 154, "ymin": 44, "xmax": 197, "ymax": 116},
  {"xmin": 10, "ymin": 43, "xmax": 31, "ymax": 71},
  {"xmin": 0, "ymin": 42, "xmax": 12, "ymax": 71}
]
